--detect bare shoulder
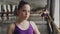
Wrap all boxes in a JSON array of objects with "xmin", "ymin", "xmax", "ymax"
[
  {"xmin": 6, "ymin": 23, "xmax": 15, "ymax": 34},
  {"xmin": 8, "ymin": 23, "xmax": 15, "ymax": 27},
  {"xmin": 7, "ymin": 23, "xmax": 15, "ymax": 30},
  {"xmin": 29, "ymin": 21, "xmax": 40, "ymax": 34},
  {"xmin": 29, "ymin": 21, "xmax": 36, "ymax": 25},
  {"xmin": 29, "ymin": 21, "xmax": 37, "ymax": 29}
]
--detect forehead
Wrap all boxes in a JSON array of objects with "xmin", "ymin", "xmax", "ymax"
[{"xmin": 21, "ymin": 4, "xmax": 30, "ymax": 10}]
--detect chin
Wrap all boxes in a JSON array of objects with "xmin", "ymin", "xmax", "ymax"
[
  {"xmin": 24, "ymin": 18, "xmax": 29, "ymax": 20},
  {"xmin": 23, "ymin": 16, "xmax": 29, "ymax": 20}
]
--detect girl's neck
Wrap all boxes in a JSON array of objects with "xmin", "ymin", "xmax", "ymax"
[{"xmin": 16, "ymin": 19, "xmax": 27, "ymax": 24}]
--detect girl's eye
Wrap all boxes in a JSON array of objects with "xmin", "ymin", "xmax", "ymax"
[
  {"xmin": 22, "ymin": 10, "xmax": 26, "ymax": 12},
  {"xmin": 22, "ymin": 10, "xmax": 30, "ymax": 13},
  {"xmin": 28, "ymin": 11, "xmax": 30, "ymax": 13}
]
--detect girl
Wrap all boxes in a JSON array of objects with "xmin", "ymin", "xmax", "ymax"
[{"xmin": 7, "ymin": 1, "xmax": 40, "ymax": 34}]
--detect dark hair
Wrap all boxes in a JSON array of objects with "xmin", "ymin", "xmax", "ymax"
[
  {"xmin": 17, "ymin": 0, "xmax": 30, "ymax": 10},
  {"xmin": 14, "ymin": 1, "xmax": 30, "ymax": 16}
]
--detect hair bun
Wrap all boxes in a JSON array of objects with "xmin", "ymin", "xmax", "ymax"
[
  {"xmin": 18, "ymin": 0, "xmax": 29, "ymax": 10},
  {"xmin": 19, "ymin": 0, "xmax": 28, "ymax": 5}
]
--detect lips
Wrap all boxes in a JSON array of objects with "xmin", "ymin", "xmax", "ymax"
[{"xmin": 24, "ymin": 15, "xmax": 27, "ymax": 18}]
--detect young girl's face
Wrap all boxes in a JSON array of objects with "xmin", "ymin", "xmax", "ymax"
[{"xmin": 17, "ymin": 4, "xmax": 30, "ymax": 20}]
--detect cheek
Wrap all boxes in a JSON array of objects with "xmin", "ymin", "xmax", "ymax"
[
  {"xmin": 27, "ymin": 13, "xmax": 30, "ymax": 18},
  {"xmin": 21, "ymin": 13, "xmax": 26, "ymax": 16},
  {"xmin": 19, "ymin": 13, "xmax": 25, "ymax": 17},
  {"xmin": 28, "ymin": 13, "xmax": 30, "ymax": 16},
  {"xmin": 18, "ymin": 12, "xmax": 30, "ymax": 18}
]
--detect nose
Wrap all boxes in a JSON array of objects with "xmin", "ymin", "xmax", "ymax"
[{"xmin": 25, "ymin": 11, "xmax": 28, "ymax": 15}]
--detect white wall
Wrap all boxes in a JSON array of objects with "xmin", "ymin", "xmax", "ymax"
[{"xmin": 54, "ymin": 0, "xmax": 59, "ymax": 28}]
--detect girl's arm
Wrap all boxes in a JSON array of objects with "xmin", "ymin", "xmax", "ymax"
[{"xmin": 6, "ymin": 24, "xmax": 15, "ymax": 34}]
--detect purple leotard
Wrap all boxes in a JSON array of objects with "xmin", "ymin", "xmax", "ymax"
[{"xmin": 13, "ymin": 23, "xmax": 34, "ymax": 34}]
